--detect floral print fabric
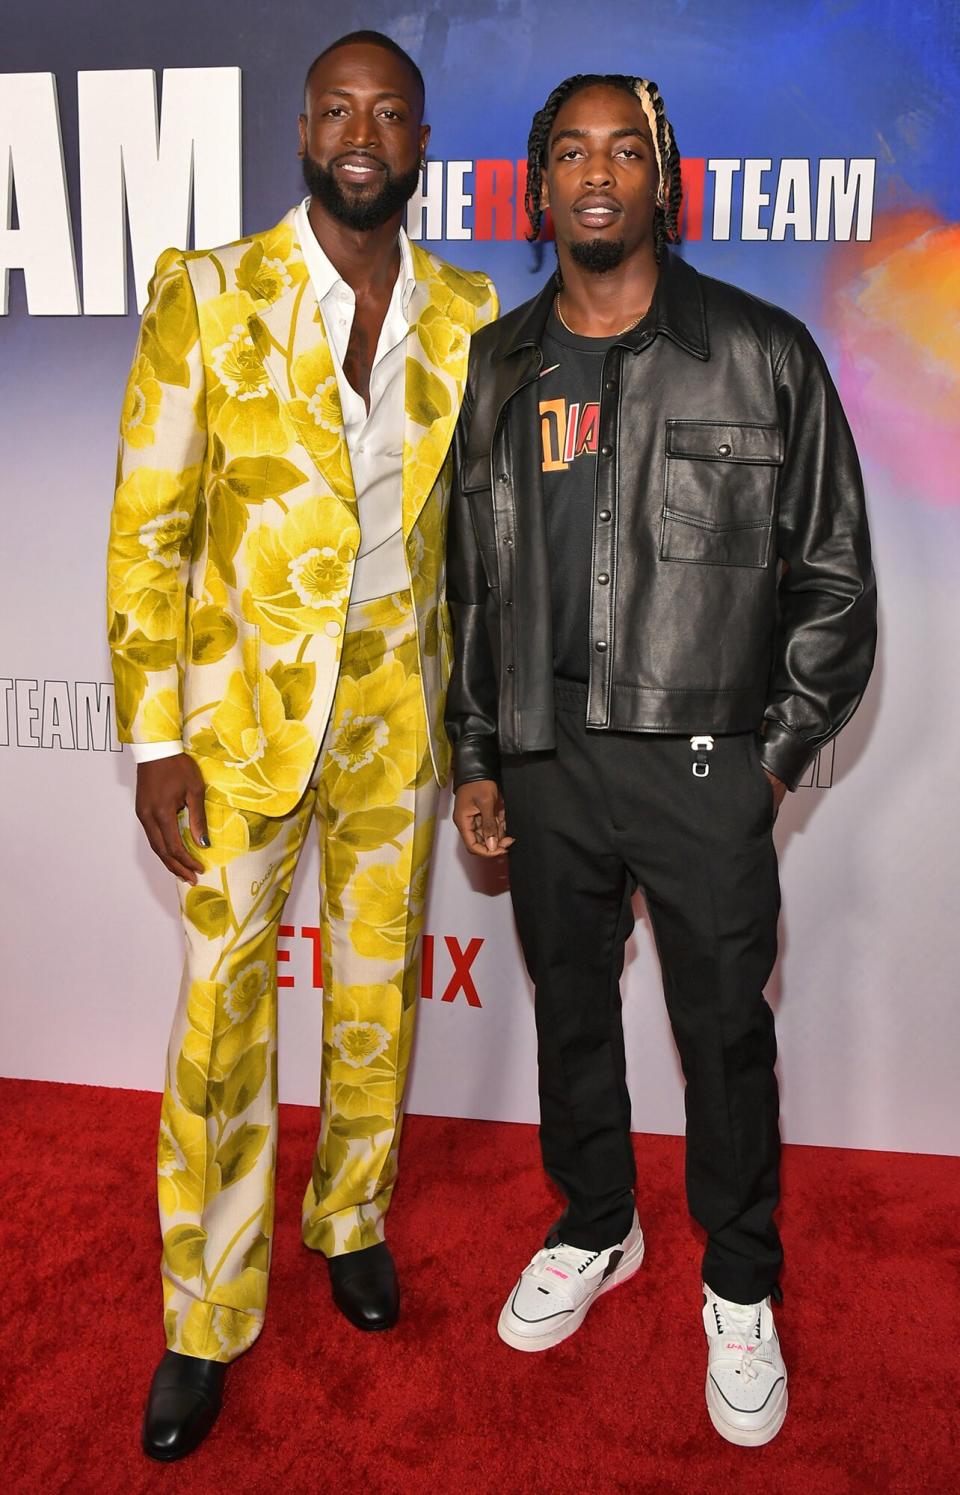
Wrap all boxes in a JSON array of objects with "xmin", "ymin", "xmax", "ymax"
[
  {"xmin": 106, "ymin": 211, "xmax": 498, "ymax": 815},
  {"xmin": 160, "ymin": 594, "xmax": 439, "ymax": 1362}
]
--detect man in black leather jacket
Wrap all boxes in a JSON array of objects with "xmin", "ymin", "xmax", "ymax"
[{"xmin": 445, "ymin": 73, "xmax": 876, "ymax": 1448}]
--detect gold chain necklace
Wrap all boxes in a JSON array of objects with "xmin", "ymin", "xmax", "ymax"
[{"xmin": 556, "ymin": 296, "xmax": 645, "ymax": 337}]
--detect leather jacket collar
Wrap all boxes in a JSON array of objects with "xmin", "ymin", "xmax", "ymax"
[{"xmin": 492, "ymin": 250, "xmax": 710, "ymax": 363}]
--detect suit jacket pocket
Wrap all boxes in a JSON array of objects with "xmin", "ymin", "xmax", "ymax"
[{"xmin": 660, "ymin": 420, "xmax": 782, "ymax": 568}]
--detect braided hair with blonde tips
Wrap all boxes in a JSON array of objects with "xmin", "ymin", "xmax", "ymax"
[{"xmin": 524, "ymin": 73, "xmax": 682, "ymax": 262}]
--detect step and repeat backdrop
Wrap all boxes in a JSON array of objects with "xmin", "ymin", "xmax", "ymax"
[{"xmin": 3, "ymin": 1, "xmax": 958, "ymax": 1154}]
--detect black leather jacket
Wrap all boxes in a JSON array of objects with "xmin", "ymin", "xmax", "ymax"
[{"xmin": 445, "ymin": 252, "xmax": 876, "ymax": 791}]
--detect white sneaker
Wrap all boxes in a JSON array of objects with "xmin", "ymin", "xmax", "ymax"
[
  {"xmin": 497, "ymin": 1213, "xmax": 644, "ymax": 1352},
  {"xmin": 703, "ymin": 1284, "xmax": 788, "ymax": 1446}
]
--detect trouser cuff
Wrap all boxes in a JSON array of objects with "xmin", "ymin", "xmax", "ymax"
[
  {"xmin": 301, "ymin": 1192, "xmax": 393, "ymax": 1258},
  {"xmin": 164, "ymin": 1295, "xmax": 263, "ymax": 1364},
  {"xmin": 702, "ymin": 1256, "xmax": 782, "ymax": 1307},
  {"xmin": 545, "ymin": 1195, "xmax": 636, "ymax": 1253}
]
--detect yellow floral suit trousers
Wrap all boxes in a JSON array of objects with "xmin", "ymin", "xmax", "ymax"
[{"xmin": 160, "ymin": 592, "xmax": 438, "ymax": 1362}]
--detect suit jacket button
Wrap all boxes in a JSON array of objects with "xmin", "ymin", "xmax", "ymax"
[
  {"xmin": 599, "ymin": 509, "xmax": 612, "ymax": 522},
  {"xmin": 595, "ymin": 640, "xmax": 608, "ymax": 652},
  {"xmin": 597, "ymin": 573, "xmax": 610, "ymax": 584}
]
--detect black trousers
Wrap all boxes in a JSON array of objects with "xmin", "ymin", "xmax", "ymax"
[{"xmin": 501, "ymin": 680, "xmax": 783, "ymax": 1304}]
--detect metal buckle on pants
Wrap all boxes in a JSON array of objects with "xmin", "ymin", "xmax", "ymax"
[{"xmin": 690, "ymin": 735, "xmax": 715, "ymax": 778}]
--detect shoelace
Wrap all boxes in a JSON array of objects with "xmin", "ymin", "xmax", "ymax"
[
  {"xmin": 713, "ymin": 1298, "xmax": 766, "ymax": 1382},
  {"xmin": 530, "ymin": 1242, "xmax": 600, "ymax": 1281}
]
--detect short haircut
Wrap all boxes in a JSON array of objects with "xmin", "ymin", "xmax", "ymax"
[{"xmin": 304, "ymin": 30, "xmax": 425, "ymax": 112}]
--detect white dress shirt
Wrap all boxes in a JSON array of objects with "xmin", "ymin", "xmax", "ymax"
[{"xmin": 132, "ymin": 200, "xmax": 415, "ymax": 764}]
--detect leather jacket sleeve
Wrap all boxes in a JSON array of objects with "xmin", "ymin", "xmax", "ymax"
[
  {"xmin": 445, "ymin": 376, "xmax": 502, "ymax": 788},
  {"xmin": 760, "ymin": 326, "xmax": 878, "ymax": 789}
]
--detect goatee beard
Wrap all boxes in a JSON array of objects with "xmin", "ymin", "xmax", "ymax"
[
  {"xmin": 569, "ymin": 238, "xmax": 627, "ymax": 273},
  {"xmin": 302, "ymin": 151, "xmax": 421, "ymax": 231}
]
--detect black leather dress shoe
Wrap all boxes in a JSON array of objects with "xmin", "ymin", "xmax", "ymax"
[
  {"xmin": 142, "ymin": 1349, "xmax": 226, "ymax": 1461},
  {"xmin": 328, "ymin": 1242, "xmax": 399, "ymax": 1330}
]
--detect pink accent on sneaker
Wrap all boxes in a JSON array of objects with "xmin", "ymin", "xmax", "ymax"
[
  {"xmin": 725, "ymin": 1343, "xmax": 757, "ymax": 1351},
  {"xmin": 546, "ymin": 1268, "xmax": 569, "ymax": 1280}
]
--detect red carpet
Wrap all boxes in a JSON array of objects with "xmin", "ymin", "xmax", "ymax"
[{"xmin": 2, "ymin": 1078, "xmax": 957, "ymax": 1494}]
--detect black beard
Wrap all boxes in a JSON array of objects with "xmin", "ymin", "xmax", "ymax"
[
  {"xmin": 302, "ymin": 151, "xmax": 421, "ymax": 231},
  {"xmin": 569, "ymin": 238, "xmax": 627, "ymax": 273}
]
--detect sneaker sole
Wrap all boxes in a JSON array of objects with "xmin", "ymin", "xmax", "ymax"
[
  {"xmin": 496, "ymin": 1231, "xmax": 645, "ymax": 1353},
  {"xmin": 706, "ymin": 1382, "xmax": 788, "ymax": 1448}
]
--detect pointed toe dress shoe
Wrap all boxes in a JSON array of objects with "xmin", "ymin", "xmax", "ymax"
[
  {"xmin": 328, "ymin": 1241, "xmax": 400, "ymax": 1330},
  {"xmin": 142, "ymin": 1349, "xmax": 227, "ymax": 1461}
]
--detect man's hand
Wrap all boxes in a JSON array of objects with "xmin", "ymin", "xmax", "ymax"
[
  {"xmin": 453, "ymin": 779, "xmax": 514, "ymax": 858},
  {"xmin": 136, "ymin": 754, "xmax": 209, "ymax": 884},
  {"xmin": 763, "ymin": 768, "xmax": 789, "ymax": 818}
]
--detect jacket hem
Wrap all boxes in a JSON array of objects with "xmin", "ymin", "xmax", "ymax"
[{"xmin": 496, "ymin": 684, "xmax": 771, "ymax": 753}]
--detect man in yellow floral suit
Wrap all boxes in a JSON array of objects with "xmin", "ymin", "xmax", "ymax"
[{"xmin": 107, "ymin": 31, "xmax": 497, "ymax": 1462}]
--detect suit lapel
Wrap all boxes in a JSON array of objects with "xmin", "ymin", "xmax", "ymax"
[
  {"xmin": 247, "ymin": 226, "xmax": 357, "ymax": 520},
  {"xmin": 246, "ymin": 226, "xmax": 473, "ymax": 536},
  {"xmin": 402, "ymin": 247, "xmax": 472, "ymax": 537}
]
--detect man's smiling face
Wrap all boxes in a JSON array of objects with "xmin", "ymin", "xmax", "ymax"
[
  {"xmin": 298, "ymin": 42, "xmax": 429, "ymax": 231},
  {"xmin": 541, "ymin": 83, "xmax": 660, "ymax": 271}
]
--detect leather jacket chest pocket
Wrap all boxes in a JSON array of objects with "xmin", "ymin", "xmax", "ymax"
[{"xmin": 660, "ymin": 420, "xmax": 782, "ymax": 568}]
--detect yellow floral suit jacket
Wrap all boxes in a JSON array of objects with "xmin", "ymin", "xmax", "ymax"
[{"xmin": 107, "ymin": 210, "xmax": 498, "ymax": 816}]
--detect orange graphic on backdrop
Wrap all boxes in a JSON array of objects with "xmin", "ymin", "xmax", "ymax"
[{"xmin": 825, "ymin": 209, "xmax": 960, "ymax": 507}]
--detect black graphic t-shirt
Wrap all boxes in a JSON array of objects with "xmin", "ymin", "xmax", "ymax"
[{"xmin": 538, "ymin": 305, "xmax": 628, "ymax": 683}]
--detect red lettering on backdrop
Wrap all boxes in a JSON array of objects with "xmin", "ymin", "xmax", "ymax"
[
  {"xmin": 301, "ymin": 926, "xmax": 323, "ymax": 988},
  {"xmin": 469, "ymin": 157, "xmax": 698, "ymax": 242},
  {"xmin": 515, "ymin": 159, "xmax": 529, "ymax": 239},
  {"xmin": 677, "ymin": 158, "xmax": 704, "ymax": 241},
  {"xmin": 272, "ymin": 928, "xmax": 482, "ymax": 1005},
  {"xmin": 441, "ymin": 936, "xmax": 483, "ymax": 1006},
  {"xmin": 277, "ymin": 925, "xmax": 295, "ymax": 988},
  {"xmin": 475, "ymin": 160, "xmax": 516, "ymax": 241}
]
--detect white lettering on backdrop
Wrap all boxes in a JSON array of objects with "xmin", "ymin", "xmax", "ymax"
[
  {"xmin": 0, "ymin": 73, "xmax": 80, "ymax": 314},
  {"xmin": 707, "ymin": 156, "xmax": 875, "ymax": 241},
  {"xmin": 0, "ymin": 68, "xmax": 242, "ymax": 315}
]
